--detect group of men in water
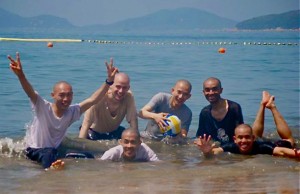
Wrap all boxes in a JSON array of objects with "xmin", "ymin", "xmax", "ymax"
[{"xmin": 7, "ymin": 52, "xmax": 299, "ymax": 170}]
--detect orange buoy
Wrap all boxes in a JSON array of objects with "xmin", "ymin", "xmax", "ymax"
[
  {"xmin": 47, "ymin": 42, "xmax": 53, "ymax": 48},
  {"xmin": 218, "ymin": 47, "xmax": 226, "ymax": 53}
]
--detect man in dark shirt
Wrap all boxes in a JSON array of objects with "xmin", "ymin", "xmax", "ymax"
[
  {"xmin": 196, "ymin": 77, "xmax": 243, "ymax": 144},
  {"xmin": 194, "ymin": 91, "xmax": 298, "ymax": 159}
]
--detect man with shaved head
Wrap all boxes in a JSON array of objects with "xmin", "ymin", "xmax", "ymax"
[
  {"xmin": 196, "ymin": 77, "xmax": 244, "ymax": 145},
  {"xmin": 195, "ymin": 91, "xmax": 298, "ymax": 159},
  {"xmin": 79, "ymin": 72, "xmax": 138, "ymax": 140},
  {"xmin": 100, "ymin": 128, "xmax": 159, "ymax": 162},
  {"xmin": 139, "ymin": 79, "xmax": 192, "ymax": 140},
  {"xmin": 8, "ymin": 52, "xmax": 118, "ymax": 170}
]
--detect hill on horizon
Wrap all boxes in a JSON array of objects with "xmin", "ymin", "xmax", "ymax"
[
  {"xmin": 236, "ymin": 10, "xmax": 300, "ymax": 30},
  {"xmin": 86, "ymin": 7, "xmax": 237, "ymax": 32},
  {"xmin": 0, "ymin": 8, "xmax": 74, "ymax": 29},
  {"xmin": 1, "ymin": 7, "xmax": 299, "ymax": 31}
]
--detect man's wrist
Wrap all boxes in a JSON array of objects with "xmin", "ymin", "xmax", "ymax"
[{"xmin": 105, "ymin": 79, "xmax": 114, "ymax": 85}]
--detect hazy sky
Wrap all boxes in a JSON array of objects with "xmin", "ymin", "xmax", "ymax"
[{"xmin": 0, "ymin": 0, "xmax": 298, "ymax": 26}]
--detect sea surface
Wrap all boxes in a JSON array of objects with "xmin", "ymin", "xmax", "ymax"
[{"xmin": 0, "ymin": 29, "xmax": 299, "ymax": 193}]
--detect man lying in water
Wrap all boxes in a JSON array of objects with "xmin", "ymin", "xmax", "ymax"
[
  {"xmin": 194, "ymin": 91, "xmax": 299, "ymax": 159},
  {"xmin": 100, "ymin": 128, "xmax": 159, "ymax": 162}
]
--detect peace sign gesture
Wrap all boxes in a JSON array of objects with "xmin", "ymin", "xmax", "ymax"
[
  {"xmin": 7, "ymin": 52, "xmax": 24, "ymax": 77},
  {"xmin": 105, "ymin": 58, "xmax": 118, "ymax": 83}
]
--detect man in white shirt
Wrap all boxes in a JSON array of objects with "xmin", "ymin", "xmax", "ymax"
[
  {"xmin": 100, "ymin": 128, "xmax": 159, "ymax": 162},
  {"xmin": 8, "ymin": 52, "xmax": 118, "ymax": 170}
]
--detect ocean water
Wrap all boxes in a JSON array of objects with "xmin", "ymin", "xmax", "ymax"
[{"xmin": 0, "ymin": 29, "xmax": 299, "ymax": 193}]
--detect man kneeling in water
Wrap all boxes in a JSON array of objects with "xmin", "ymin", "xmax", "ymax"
[
  {"xmin": 100, "ymin": 128, "xmax": 159, "ymax": 162},
  {"xmin": 8, "ymin": 53, "xmax": 118, "ymax": 170},
  {"xmin": 194, "ymin": 91, "xmax": 299, "ymax": 159}
]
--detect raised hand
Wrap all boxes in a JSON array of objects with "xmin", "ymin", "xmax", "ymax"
[
  {"xmin": 265, "ymin": 95, "xmax": 276, "ymax": 109},
  {"xmin": 194, "ymin": 134, "xmax": 214, "ymax": 154},
  {"xmin": 105, "ymin": 58, "xmax": 118, "ymax": 82},
  {"xmin": 261, "ymin": 91, "xmax": 271, "ymax": 107},
  {"xmin": 7, "ymin": 52, "xmax": 24, "ymax": 77}
]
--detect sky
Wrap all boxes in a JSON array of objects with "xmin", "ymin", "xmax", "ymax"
[{"xmin": 0, "ymin": 0, "xmax": 299, "ymax": 26}]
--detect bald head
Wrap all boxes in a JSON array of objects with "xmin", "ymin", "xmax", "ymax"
[
  {"xmin": 175, "ymin": 79, "xmax": 192, "ymax": 93},
  {"xmin": 114, "ymin": 72, "xmax": 130, "ymax": 84},
  {"xmin": 121, "ymin": 128, "xmax": 140, "ymax": 139},
  {"xmin": 203, "ymin": 77, "xmax": 222, "ymax": 90},
  {"xmin": 52, "ymin": 81, "xmax": 72, "ymax": 93},
  {"xmin": 235, "ymin": 124, "xmax": 253, "ymax": 135}
]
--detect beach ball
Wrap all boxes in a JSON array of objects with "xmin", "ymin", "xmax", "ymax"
[{"xmin": 160, "ymin": 114, "xmax": 181, "ymax": 137}]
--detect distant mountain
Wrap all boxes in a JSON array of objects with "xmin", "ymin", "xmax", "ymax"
[
  {"xmin": 1, "ymin": 7, "xmax": 299, "ymax": 31},
  {"xmin": 0, "ymin": 8, "xmax": 75, "ymax": 29},
  {"xmin": 87, "ymin": 7, "xmax": 237, "ymax": 32},
  {"xmin": 236, "ymin": 10, "xmax": 300, "ymax": 30}
]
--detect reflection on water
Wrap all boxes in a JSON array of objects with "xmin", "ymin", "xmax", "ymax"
[{"xmin": 0, "ymin": 136, "xmax": 299, "ymax": 193}]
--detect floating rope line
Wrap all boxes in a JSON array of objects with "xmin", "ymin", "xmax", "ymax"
[{"xmin": 0, "ymin": 37, "xmax": 298, "ymax": 46}]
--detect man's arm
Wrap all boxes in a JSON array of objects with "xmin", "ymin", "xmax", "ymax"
[
  {"xmin": 79, "ymin": 58, "xmax": 118, "ymax": 114},
  {"xmin": 8, "ymin": 52, "xmax": 37, "ymax": 104},
  {"xmin": 252, "ymin": 91, "xmax": 269, "ymax": 138},
  {"xmin": 125, "ymin": 95, "xmax": 138, "ymax": 131},
  {"xmin": 194, "ymin": 134, "xmax": 224, "ymax": 157},
  {"xmin": 78, "ymin": 107, "xmax": 93, "ymax": 138},
  {"xmin": 138, "ymin": 105, "xmax": 169, "ymax": 129},
  {"xmin": 268, "ymin": 102, "xmax": 295, "ymax": 146},
  {"xmin": 273, "ymin": 147, "xmax": 300, "ymax": 159}
]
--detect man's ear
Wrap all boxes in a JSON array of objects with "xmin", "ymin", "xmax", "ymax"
[
  {"xmin": 233, "ymin": 136, "xmax": 237, "ymax": 142},
  {"xmin": 219, "ymin": 87, "xmax": 223, "ymax": 94},
  {"xmin": 171, "ymin": 87, "xmax": 174, "ymax": 93},
  {"xmin": 187, "ymin": 93, "xmax": 191, "ymax": 100},
  {"xmin": 118, "ymin": 139, "xmax": 122, "ymax": 144}
]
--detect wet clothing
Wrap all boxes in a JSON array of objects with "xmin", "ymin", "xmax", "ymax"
[
  {"xmin": 141, "ymin": 92, "xmax": 192, "ymax": 140},
  {"xmin": 221, "ymin": 140, "xmax": 293, "ymax": 155},
  {"xmin": 26, "ymin": 93, "xmax": 81, "ymax": 149},
  {"xmin": 81, "ymin": 90, "xmax": 136, "ymax": 139},
  {"xmin": 25, "ymin": 92, "xmax": 81, "ymax": 168},
  {"xmin": 100, "ymin": 143, "xmax": 159, "ymax": 162},
  {"xmin": 196, "ymin": 100, "xmax": 243, "ymax": 144},
  {"xmin": 87, "ymin": 126, "xmax": 125, "ymax": 140},
  {"xmin": 25, "ymin": 147, "xmax": 58, "ymax": 169}
]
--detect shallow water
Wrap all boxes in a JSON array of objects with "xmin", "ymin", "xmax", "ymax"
[
  {"xmin": 0, "ymin": 136, "xmax": 299, "ymax": 194},
  {"xmin": 0, "ymin": 29, "xmax": 299, "ymax": 193}
]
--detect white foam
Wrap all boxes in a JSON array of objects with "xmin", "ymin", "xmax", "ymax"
[{"xmin": 0, "ymin": 137, "xmax": 25, "ymax": 158}]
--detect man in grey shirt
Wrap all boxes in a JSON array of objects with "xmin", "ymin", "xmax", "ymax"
[{"xmin": 139, "ymin": 80, "xmax": 192, "ymax": 140}]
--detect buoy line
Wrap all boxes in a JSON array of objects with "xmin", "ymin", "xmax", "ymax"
[{"xmin": 0, "ymin": 37, "xmax": 298, "ymax": 46}]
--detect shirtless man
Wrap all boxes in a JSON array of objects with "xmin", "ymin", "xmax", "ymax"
[{"xmin": 79, "ymin": 71, "xmax": 138, "ymax": 140}]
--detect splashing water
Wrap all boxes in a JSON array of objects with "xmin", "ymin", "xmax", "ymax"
[{"xmin": 0, "ymin": 137, "xmax": 25, "ymax": 158}]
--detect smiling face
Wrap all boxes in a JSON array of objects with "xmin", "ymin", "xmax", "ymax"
[
  {"xmin": 51, "ymin": 81, "xmax": 73, "ymax": 112},
  {"xmin": 233, "ymin": 124, "xmax": 255, "ymax": 154},
  {"xmin": 171, "ymin": 80, "xmax": 191, "ymax": 109},
  {"xmin": 120, "ymin": 129, "xmax": 141, "ymax": 161},
  {"xmin": 202, "ymin": 78, "xmax": 223, "ymax": 104},
  {"xmin": 110, "ymin": 73, "xmax": 130, "ymax": 102}
]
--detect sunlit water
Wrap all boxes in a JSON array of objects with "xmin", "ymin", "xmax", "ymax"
[{"xmin": 0, "ymin": 29, "xmax": 299, "ymax": 193}]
